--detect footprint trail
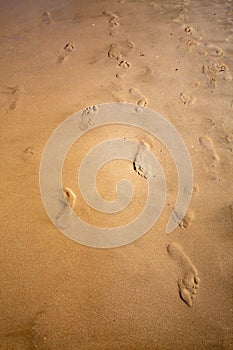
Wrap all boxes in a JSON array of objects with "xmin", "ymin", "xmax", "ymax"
[{"xmin": 103, "ymin": 10, "xmax": 119, "ymax": 36}]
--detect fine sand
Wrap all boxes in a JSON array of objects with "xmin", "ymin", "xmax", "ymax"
[{"xmin": 0, "ymin": 0, "xmax": 233, "ymax": 349}]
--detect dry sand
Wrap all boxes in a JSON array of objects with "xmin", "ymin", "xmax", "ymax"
[{"xmin": 0, "ymin": 0, "xmax": 233, "ymax": 349}]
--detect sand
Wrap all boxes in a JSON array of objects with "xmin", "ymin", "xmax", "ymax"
[{"xmin": 0, "ymin": 0, "xmax": 233, "ymax": 349}]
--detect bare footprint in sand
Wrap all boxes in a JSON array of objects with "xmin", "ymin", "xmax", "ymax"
[
  {"xmin": 180, "ymin": 91, "xmax": 196, "ymax": 105},
  {"xmin": 226, "ymin": 33, "xmax": 233, "ymax": 43},
  {"xmin": 180, "ymin": 81, "xmax": 200, "ymax": 106},
  {"xmin": 118, "ymin": 60, "xmax": 131, "ymax": 68},
  {"xmin": 173, "ymin": 10, "xmax": 189, "ymax": 24},
  {"xmin": 193, "ymin": 183, "xmax": 199, "ymax": 198},
  {"xmin": 202, "ymin": 63, "xmax": 217, "ymax": 88},
  {"xmin": 183, "ymin": 24, "xmax": 195, "ymax": 35},
  {"xmin": 63, "ymin": 187, "xmax": 76, "ymax": 209},
  {"xmin": 202, "ymin": 60, "xmax": 232, "ymax": 88},
  {"xmin": 79, "ymin": 105, "xmax": 99, "ymax": 130},
  {"xmin": 108, "ymin": 43, "xmax": 123, "ymax": 61},
  {"xmin": 183, "ymin": 24, "xmax": 203, "ymax": 40},
  {"xmin": 129, "ymin": 87, "xmax": 148, "ymax": 107},
  {"xmin": 229, "ymin": 203, "xmax": 233, "ymax": 223},
  {"xmin": 109, "ymin": 80, "xmax": 126, "ymax": 102},
  {"xmin": 167, "ymin": 242, "xmax": 200, "ymax": 307},
  {"xmin": 199, "ymin": 135, "xmax": 220, "ymax": 179},
  {"xmin": 31, "ymin": 310, "xmax": 52, "ymax": 349},
  {"xmin": 22, "ymin": 146, "xmax": 34, "ymax": 161},
  {"xmin": 212, "ymin": 61, "xmax": 232, "ymax": 81},
  {"xmin": 108, "ymin": 40, "xmax": 135, "ymax": 68},
  {"xmin": 199, "ymin": 136, "xmax": 219, "ymax": 162},
  {"xmin": 133, "ymin": 141, "xmax": 152, "ymax": 179},
  {"xmin": 103, "ymin": 10, "xmax": 119, "ymax": 36},
  {"xmin": 197, "ymin": 48, "xmax": 208, "ymax": 56},
  {"xmin": 116, "ymin": 70, "xmax": 127, "ymax": 79},
  {"xmin": 2, "ymin": 318, "xmax": 43, "ymax": 349},
  {"xmin": 204, "ymin": 42, "xmax": 225, "ymax": 57},
  {"xmin": 2, "ymin": 85, "xmax": 19, "ymax": 110},
  {"xmin": 178, "ymin": 36, "xmax": 200, "ymax": 54},
  {"xmin": 55, "ymin": 187, "xmax": 76, "ymax": 229},
  {"xmin": 57, "ymin": 43, "xmax": 74, "ymax": 63},
  {"xmin": 179, "ymin": 209, "xmax": 195, "ymax": 229},
  {"xmin": 42, "ymin": 10, "xmax": 51, "ymax": 24}
]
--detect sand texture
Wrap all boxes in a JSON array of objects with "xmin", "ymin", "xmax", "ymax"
[{"xmin": 0, "ymin": 0, "xmax": 233, "ymax": 349}]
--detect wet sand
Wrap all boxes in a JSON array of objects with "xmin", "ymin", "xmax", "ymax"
[{"xmin": 0, "ymin": 0, "xmax": 233, "ymax": 349}]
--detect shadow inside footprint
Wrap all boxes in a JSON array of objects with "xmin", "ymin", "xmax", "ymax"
[
  {"xmin": 79, "ymin": 105, "xmax": 99, "ymax": 130},
  {"xmin": 129, "ymin": 87, "xmax": 148, "ymax": 107},
  {"xmin": 167, "ymin": 242, "xmax": 200, "ymax": 307},
  {"xmin": 103, "ymin": 10, "xmax": 119, "ymax": 36},
  {"xmin": 42, "ymin": 10, "xmax": 51, "ymax": 24},
  {"xmin": 133, "ymin": 142, "xmax": 152, "ymax": 179},
  {"xmin": 57, "ymin": 43, "xmax": 74, "ymax": 63},
  {"xmin": 2, "ymin": 85, "xmax": 19, "ymax": 110},
  {"xmin": 178, "ymin": 273, "xmax": 200, "ymax": 307}
]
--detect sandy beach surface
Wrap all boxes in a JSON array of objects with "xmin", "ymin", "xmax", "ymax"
[{"xmin": 0, "ymin": 0, "xmax": 233, "ymax": 349}]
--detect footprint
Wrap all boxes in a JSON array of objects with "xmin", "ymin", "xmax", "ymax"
[
  {"xmin": 118, "ymin": 60, "xmax": 131, "ymax": 68},
  {"xmin": 133, "ymin": 141, "xmax": 152, "ymax": 179},
  {"xmin": 108, "ymin": 43, "xmax": 123, "ymax": 60},
  {"xmin": 179, "ymin": 209, "xmax": 195, "ymax": 228},
  {"xmin": 31, "ymin": 310, "xmax": 50, "ymax": 349},
  {"xmin": 103, "ymin": 10, "xmax": 119, "ymax": 36},
  {"xmin": 199, "ymin": 136, "xmax": 220, "ymax": 179},
  {"xmin": 180, "ymin": 81, "xmax": 200, "ymax": 106},
  {"xmin": 193, "ymin": 183, "xmax": 199, "ymax": 198},
  {"xmin": 199, "ymin": 135, "xmax": 219, "ymax": 162},
  {"xmin": 42, "ymin": 10, "xmax": 51, "ymax": 24},
  {"xmin": 178, "ymin": 0, "xmax": 190, "ymax": 6},
  {"xmin": 79, "ymin": 105, "xmax": 99, "ymax": 130},
  {"xmin": 227, "ymin": 16, "xmax": 233, "ymax": 25},
  {"xmin": 109, "ymin": 81, "xmax": 126, "ymax": 102},
  {"xmin": 108, "ymin": 40, "xmax": 135, "ymax": 62},
  {"xmin": 226, "ymin": 33, "xmax": 233, "ymax": 43},
  {"xmin": 57, "ymin": 43, "xmax": 74, "ymax": 63},
  {"xmin": 173, "ymin": 10, "xmax": 189, "ymax": 24},
  {"xmin": 167, "ymin": 242, "xmax": 200, "ymax": 307},
  {"xmin": 129, "ymin": 87, "xmax": 148, "ymax": 107},
  {"xmin": 116, "ymin": 70, "xmax": 127, "ymax": 79},
  {"xmin": 178, "ymin": 36, "xmax": 200, "ymax": 54},
  {"xmin": 224, "ymin": 133, "xmax": 233, "ymax": 152},
  {"xmin": 136, "ymin": 133, "xmax": 154, "ymax": 150},
  {"xmin": 55, "ymin": 187, "xmax": 76, "ymax": 229},
  {"xmin": 109, "ymin": 19, "xmax": 120, "ymax": 36},
  {"xmin": 202, "ymin": 60, "xmax": 232, "ymax": 88},
  {"xmin": 204, "ymin": 42, "xmax": 225, "ymax": 57},
  {"xmin": 180, "ymin": 91, "xmax": 196, "ymax": 105},
  {"xmin": 135, "ymin": 66, "xmax": 156, "ymax": 87},
  {"xmin": 182, "ymin": 24, "xmax": 195, "ymax": 35},
  {"xmin": 212, "ymin": 62, "xmax": 232, "ymax": 81},
  {"xmin": 229, "ymin": 203, "xmax": 233, "ymax": 223},
  {"xmin": 149, "ymin": 1, "xmax": 158, "ymax": 9},
  {"xmin": 202, "ymin": 64, "xmax": 217, "ymax": 88},
  {"xmin": 2, "ymin": 321, "xmax": 38, "ymax": 349},
  {"xmin": 183, "ymin": 24, "xmax": 203, "ymax": 40},
  {"xmin": 197, "ymin": 48, "xmax": 208, "ymax": 56},
  {"xmin": 2, "ymin": 85, "xmax": 19, "ymax": 110},
  {"xmin": 22, "ymin": 146, "xmax": 34, "ymax": 161},
  {"xmin": 63, "ymin": 187, "xmax": 76, "ymax": 209}
]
